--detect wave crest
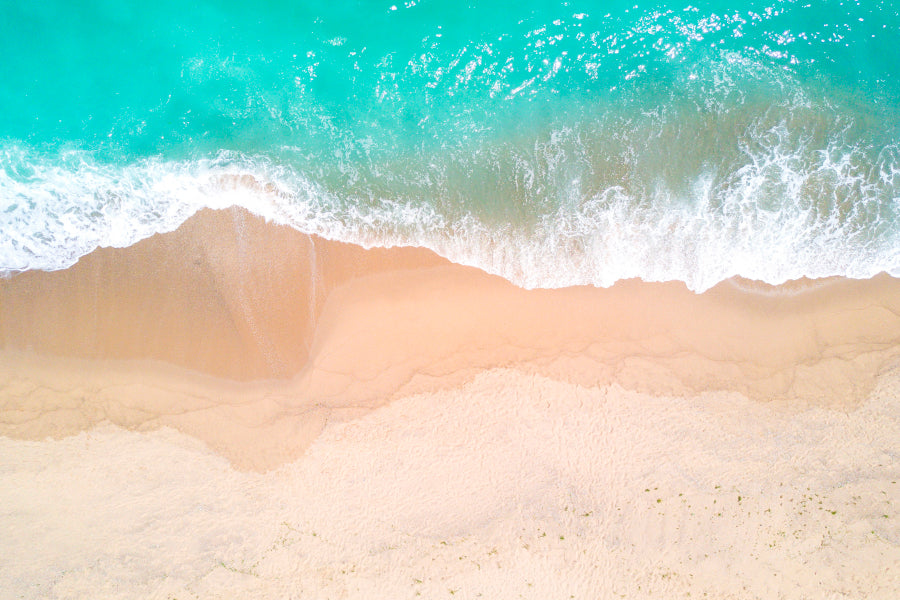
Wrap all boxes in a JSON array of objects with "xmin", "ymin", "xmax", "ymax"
[{"xmin": 2, "ymin": 122, "xmax": 898, "ymax": 292}]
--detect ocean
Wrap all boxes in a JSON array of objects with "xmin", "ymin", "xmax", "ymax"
[{"xmin": 2, "ymin": 0, "xmax": 899, "ymax": 291}]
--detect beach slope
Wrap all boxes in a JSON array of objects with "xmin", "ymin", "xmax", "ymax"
[{"xmin": 2, "ymin": 207, "xmax": 900, "ymax": 469}]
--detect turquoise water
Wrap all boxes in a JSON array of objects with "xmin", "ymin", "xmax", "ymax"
[{"xmin": 2, "ymin": 0, "xmax": 899, "ymax": 290}]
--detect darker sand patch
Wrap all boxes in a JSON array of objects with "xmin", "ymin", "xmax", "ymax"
[{"xmin": 2, "ymin": 207, "xmax": 900, "ymax": 470}]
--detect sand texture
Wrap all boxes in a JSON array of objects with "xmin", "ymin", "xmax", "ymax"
[
  {"xmin": 2, "ymin": 208, "xmax": 900, "ymax": 469},
  {"xmin": 2, "ymin": 367, "xmax": 899, "ymax": 599}
]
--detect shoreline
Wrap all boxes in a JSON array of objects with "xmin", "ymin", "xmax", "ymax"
[
  {"xmin": 3, "ymin": 207, "xmax": 900, "ymax": 470},
  {"xmin": 3, "ymin": 207, "xmax": 900, "ymax": 598}
]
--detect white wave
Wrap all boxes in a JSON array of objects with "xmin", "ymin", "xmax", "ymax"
[
  {"xmin": 429, "ymin": 131, "xmax": 900, "ymax": 292},
  {"xmin": 0, "ymin": 147, "xmax": 295, "ymax": 273},
  {"xmin": 1, "ymin": 136, "xmax": 898, "ymax": 292}
]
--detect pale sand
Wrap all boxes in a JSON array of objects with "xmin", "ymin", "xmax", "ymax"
[
  {"xmin": 1, "ymin": 207, "xmax": 900, "ymax": 596},
  {"xmin": 1, "ymin": 368, "xmax": 899, "ymax": 598}
]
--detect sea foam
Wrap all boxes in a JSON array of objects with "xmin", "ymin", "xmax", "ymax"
[{"xmin": 2, "ymin": 128, "xmax": 898, "ymax": 292}]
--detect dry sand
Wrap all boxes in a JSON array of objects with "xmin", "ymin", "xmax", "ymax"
[
  {"xmin": 2, "ymin": 368, "xmax": 899, "ymax": 598},
  {"xmin": 1, "ymin": 207, "xmax": 900, "ymax": 597}
]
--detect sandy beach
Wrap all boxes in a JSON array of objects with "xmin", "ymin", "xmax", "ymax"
[{"xmin": 2, "ymin": 207, "xmax": 900, "ymax": 598}]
